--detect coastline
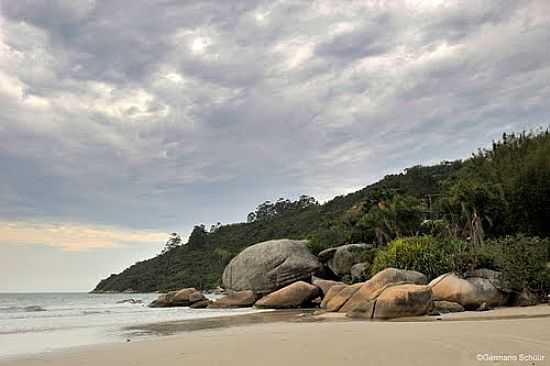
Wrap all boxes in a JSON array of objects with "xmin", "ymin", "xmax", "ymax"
[{"xmin": 2, "ymin": 305, "xmax": 549, "ymax": 366}]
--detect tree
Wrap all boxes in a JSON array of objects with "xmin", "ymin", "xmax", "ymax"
[
  {"xmin": 246, "ymin": 195, "xmax": 319, "ymax": 222},
  {"xmin": 188, "ymin": 225, "xmax": 208, "ymax": 247},
  {"xmin": 358, "ymin": 194, "xmax": 426, "ymax": 246},
  {"xmin": 209, "ymin": 222, "xmax": 222, "ymax": 233},
  {"xmin": 161, "ymin": 233, "xmax": 182, "ymax": 254},
  {"xmin": 213, "ymin": 248, "xmax": 233, "ymax": 266}
]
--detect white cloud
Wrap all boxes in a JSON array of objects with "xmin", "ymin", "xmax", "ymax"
[{"xmin": 0, "ymin": 220, "xmax": 167, "ymax": 251}]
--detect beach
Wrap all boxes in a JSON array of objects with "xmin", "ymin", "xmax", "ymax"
[{"xmin": 2, "ymin": 305, "xmax": 549, "ymax": 366}]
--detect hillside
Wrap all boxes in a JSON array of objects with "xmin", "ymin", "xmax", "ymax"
[
  {"xmin": 93, "ymin": 129, "xmax": 550, "ymax": 293},
  {"xmin": 93, "ymin": 161, "xmax": 462, "ymax": 292}
]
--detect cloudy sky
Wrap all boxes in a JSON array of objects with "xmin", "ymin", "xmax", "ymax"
[{"xmin": 1, "ymin": 0, "xmax": 549, "ymax": 291}]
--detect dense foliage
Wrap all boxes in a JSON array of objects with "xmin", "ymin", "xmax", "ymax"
[
  {"xmin": 94, "ymin": 129, "xmax": 550, "ymax": 293},
  {"xmin": 371, "ymin": 236, "xmax": 471, "ymax": 280},
  {"xmin": 481, "ymin": 235, "xmax": 550, "ymax": 293}
]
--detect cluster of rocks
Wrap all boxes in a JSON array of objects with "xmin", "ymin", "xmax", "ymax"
[
  {"xmin": 318, "ymin": 243, "xmax": 373, "ymax": 282},
  {"xmin": 148, "ymin": 239, "xmax": 541, "ymax": 319},
  {"xmin": 149, "ymin": 288, "xmax": 210, "ymax": 309}
]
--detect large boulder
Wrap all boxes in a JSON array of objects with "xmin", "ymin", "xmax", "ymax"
[
  {"xmin": 172, "ymin": 288, "xmax": 201, "ymax": 306},
  {"xmin": 318, "ymin": 243, "xmax": 373, "ymax": 277},
  {"xmin": 321, "ymin": 283, "xmax": 362, "ymax": 312},
  {"xmin": 208, "ymin": 290, "xmax": 258, "ymax": 308},
  {"xmin": 430, "ymin": 273, "xmax": 508, "ymax": 309},
  {"xmin": 312, "ymin": 277, "xmax": 345, "ymax": 297},
  {"xmin": 340, "ymin": 268, "xmax": 428, "ymax": 313},
  {"xmin": 320, "ymin": 284, "xmax": 347, "ymax": 309},
  {"xmin": 347, "ymin": 283, "xmax": 432, "ymax": 319},
  {"xmin": 350, "ymin": 263, "xmax": 371, "ymax": 283},
  {"xmin": 255, "ymin": 281, "xmax": 320, "ymax": 309},
  {"xmin": 464, "ymin": 269, "xmax": 512, "ymax": 293},
  {"xmin": 148, "ymin": 293, "xmax": 172, "ymax": 308},
  {"xmin": 222, "ymin": 239, "xmax": 321, "ymax": 294},
  {"xmin": 372, "ymin": 284, "xmax": 432, "ymax": 319},
  {"xmin": 148, "ymin": 288, "xmax": 205, "ymax": 307}
]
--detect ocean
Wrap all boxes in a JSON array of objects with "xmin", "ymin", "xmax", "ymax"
[{"xmin": 0, "ymin": 292, "xmax": 260, "ymax": 358}]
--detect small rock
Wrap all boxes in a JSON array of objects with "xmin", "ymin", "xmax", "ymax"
[
  {"xmin": 476, "ymin": 302, "xmax": 492, "ymax": 312},
  {"xmin": 510, "ymin": 289, "xmax": 538, "ymax": 307},
  {"xmin": 433, "ymin": 300, "xmax": 464, "ymax": 313},
  {"xmin": 190, "ymin": 299, "xmax": 211, "ymax": 309}
]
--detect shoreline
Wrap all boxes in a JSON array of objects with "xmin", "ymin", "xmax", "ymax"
[{"xmin": 2, "ymin": 305, "xmax": 549, "ymax": 365}]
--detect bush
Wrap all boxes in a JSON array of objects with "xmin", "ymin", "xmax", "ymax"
[
  {"xmin": 371, "ymin": 234, "xmax": 550, "ymax": 295},
  {"xmin": 484, "ymin": 234, "xmax": 550, "ymax": 293},
  {"xmin": 371, "ymin": 236, "xmax": 469, "ymax": 280}
]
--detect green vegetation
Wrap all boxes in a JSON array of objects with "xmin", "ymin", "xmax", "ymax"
[
  {"xmin": 93, "ymin": 129, "xmax": 550, "ymax": 295},
  {"xmin": 371, "ymin": 236, "xmax": 470, "ymax": 280},
  {"xmin": 482, "ymin": 235, "xmax": 550, "ymax": 292}
]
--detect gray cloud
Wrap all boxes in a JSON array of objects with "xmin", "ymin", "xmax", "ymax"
[{"xmin": 1, "ymin": 0, "xmax": 550, "ymax": 236}]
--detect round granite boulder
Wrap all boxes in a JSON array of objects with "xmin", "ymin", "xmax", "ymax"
[
  {"xmin": 318, "ymin": 243, "xmax": 374, "ymax": 278},
  {"xmin": 222, "ymin": 239, "xmax": 321, "ymax": 294}
]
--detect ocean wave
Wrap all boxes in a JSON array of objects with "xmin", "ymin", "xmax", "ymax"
[{"xmin": 0, "ymin": 305, "xmax": 47, "ymax": 313}]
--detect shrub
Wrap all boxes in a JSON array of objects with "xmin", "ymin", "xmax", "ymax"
[
  {"xmin": 371, "ymin": 236, "xmax": 469, "ymax": 280},
  {"xmin": 484, "ymin": 234, "xmax": 550, "ymax": 293}
]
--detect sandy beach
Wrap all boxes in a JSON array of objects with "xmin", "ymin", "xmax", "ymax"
[{"xmin": 2, "ymin": 305, "xmax": 549, "ymax": 366}]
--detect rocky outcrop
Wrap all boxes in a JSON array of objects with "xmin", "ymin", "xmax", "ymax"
[
  {"xmin": 340, "ymin": 268, "xmax": 427, "ymax": 313},
  {"xmin": 312, "ymin": 277, "xmax": 344, "ymax": 297},
  {"xmin": 149, "ymin": 288, "xmax": 205, "ymax": 308},
  {"xmin": 433, "ymin": 300, "xmax": 464, "ymax": 313},
  {"xmin": 188, "ymin": 291, "xmax": 207, "ymax": 304},
  {"xmin": 430, "ymin": 273, "xmax": 508, "ymax": 309},
  {"xmin": 208, "ymin": 290, "xmax": 258, "ymax": 308},
  {"xmin": 350, "ymin": 263, "xmax": 370, "ymax": 283},
  {"xmin": 222, "ymin": 239, "xmax": 321, "ymax": 294},
  {"xmin": 321, "ymin": 283, "xmax": 362, "ymax": 312},
  {"xmin": 255, "ymin": 281, "xmax": 320, "ymax": 309},
  {"xmin": 347, "ymin": 283, "xmax": 432, "ymax": 319},
  {"xmin": 372, "ymin": 284, "xmax": 432, "ymax": 319},
  {"xmin": 190, "ymin": 300, "xmax": 211, "ymax": 309},
  {"xmin": 318, "ymin": 243, "xmax": 373, "ymax": 278},
  {"xmin": 464, "ymin": 269, "xmax": 512, "ymax": 293},
  {"xmin": 320, "ymin": 284, "xmax": 346, "ymax": 309},
  {"xmin": 510, "ymin": 288, "xmax": 538, "ymax": 306}
]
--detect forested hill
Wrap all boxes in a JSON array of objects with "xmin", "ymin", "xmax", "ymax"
[
  {"xmin": 93, "ymin": 129, "xmax": 550, "ymax": 292},
  {"xmin": 93, "ymin": 162, "xmax": 461, "ymax": 292}
]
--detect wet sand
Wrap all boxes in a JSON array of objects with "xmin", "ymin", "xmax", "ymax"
[{"xmin": 2, "ymin": 305, "xmax": 549, "ymax": 366}]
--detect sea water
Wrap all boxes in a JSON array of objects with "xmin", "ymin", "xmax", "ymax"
[{"xmin": 0, "ymin": 292, "xmax": 258, "ymax": 358}]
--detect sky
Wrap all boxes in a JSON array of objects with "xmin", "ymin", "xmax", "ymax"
[{"xmin": 1, "ymin": 0, "xmax": 549, "ymax": 292}]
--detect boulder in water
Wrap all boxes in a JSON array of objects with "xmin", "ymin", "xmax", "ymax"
[{"xmin": 148, "ymin": 288, "xmax": 205, "ymax": 307}]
